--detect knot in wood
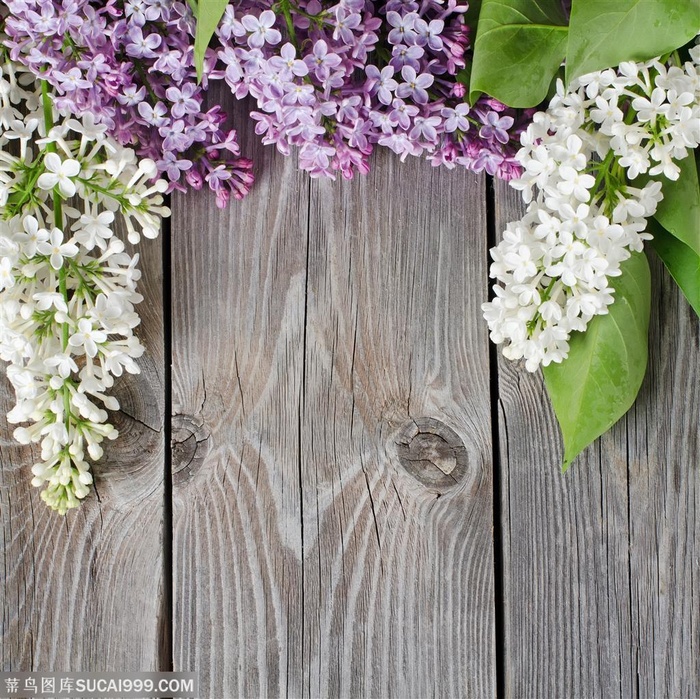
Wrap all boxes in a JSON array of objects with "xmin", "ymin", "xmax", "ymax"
[
  {"xmin": 396, "ymin": 418, "xmax": 468, "ymax": 492},
  {"xmin": 171, "ymin": 414, "xmax": 211, "ymax": 485}
]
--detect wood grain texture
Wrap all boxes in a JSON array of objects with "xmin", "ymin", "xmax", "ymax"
[
  {"xmin": 301, "ymin": 159, "xmax": 494, "ymax": 699},
  {"xmin": 494, "ymin": 178, "xmax": 699, "ymax": 699},
  {"xmin": 170, "ymin": 99, "xmax": 496, "ymax": 697},
  {"xmin": 170, "ymin": 130, "xmax": 308, "ymax": 699},
  {"xmin": 0, "ymin": 227, "xmax": 166, "ymax": 673}
]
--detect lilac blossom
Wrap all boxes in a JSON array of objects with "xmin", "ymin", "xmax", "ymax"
[
  {"xmin": 479, "ymin": 111, "xmax": 516, "ymax": 145},
  {"xmin": 396, "ymin": 66, "xmax": 434, "ymax": 105},
  {"xmin": 5, "ymin": 0, "xmax": 535, "ymax": 187},
  {"xmin": 366, "ymin": 65, "xmax": 398, "ymax": 106},
  {"xmin": 4, "ymin": 0, "xmax": 254, "ymax": 204},
  {"xmin": 214, "ymin": 0, "xmax": 532, "ymax": 180},
  {"xmin": 240, "ymin": 10, "xmax": 281, "ymax": 50}
]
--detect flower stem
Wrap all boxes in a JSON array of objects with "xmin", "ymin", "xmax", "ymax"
[
  {"xmin": 133, "ymin": 60, "xmax": 159, "ymax": 103},
  {"xmin": 41, "ymin": 81, "xmax": 69, "ymax": 353},
  {"xmin": 278, "ymin": 0, "xmax": 298, "ymax": 47},
  {"xmin": 592, "ymin": 148, "xmax": 615, "ymax": 195}
]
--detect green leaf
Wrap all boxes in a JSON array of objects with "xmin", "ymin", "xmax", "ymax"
[
  {"xmin": 566, "ymin": 0, "xmax": 700, "ymax": 84},
  {"xmin": 470, "ymin": 0, "xmax": 568, "ymax": 107},
  {"xmin": 543, "ymin": 252, "xmax": 651, "ymax": 470},
  {"xmin": 645, "ymin": 155, "xmax": 700, "ymax": 257},
  {"xmin": 649, "ymin": 218, "xmax": 700, "ymax": 316},
  {"xmin": 194, "ymin": 0, "xmax": 229, "ymax": 81}
]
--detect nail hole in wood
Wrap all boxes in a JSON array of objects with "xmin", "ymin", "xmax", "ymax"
[{"xmin": 396, "ymin": 417, "xmax": 469, "ymax": 492}]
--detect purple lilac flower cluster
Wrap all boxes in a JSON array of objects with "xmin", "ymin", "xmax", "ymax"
[
  {"xmin": 213, "ymin": 0, "xmax": 533, "ymax": 179},
  {"xmin": 3, "ymin": 0, "xmax": 254, "ymax": 207}
]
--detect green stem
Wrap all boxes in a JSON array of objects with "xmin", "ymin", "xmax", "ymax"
[
  {"xmin": 41, "ymin": 80, "xmax": 53, "ymax": 136},
  {"xmin": 77, "ymin": 177, "xmax": 127, "ymax": 208},
  {"xmin": 67, "ymin": 259, "xmax": 95, "ymax": 295},
  {"xmin": 592, "ymin": 148, "xmax": 615, "ymax": 194},
  {"xmin": 5, "ymin": 164, "xmax": 46, "ymax": 217},
  {"xmin": 278, "ymin": 0, "xmax": 298, "ymax": 47},
  {"xmin": 58, "ymin": 272, "xmax": 69, "ymax": 349},
  {"xmin": 624, "ymin": 105, "xmax": 637, "ymax": 125},
  {"xmin": 41, "ymin": 81, "xmax": 70, "ymax": 355},
  {"xmin": 288, "ymin": 3, "xmax": 330, "ymax": 24},
  {"xmin": 527, "ymin": 278, "xmax": 557, "ymax": 337},
  {"xmin": 133, "ymin": 60, "xmax": 159, "ymax": 103}
]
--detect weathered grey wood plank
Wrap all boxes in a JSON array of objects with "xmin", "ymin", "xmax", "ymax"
[
  {"xmin": 494, "ymin": 178, "xmax": 699, "ymax": 699},
  {"xmin": 626, "ymin": 250, "xmax": 699, "ymax": 699},
  {"xmin": 0, "ymin": 229, "xmax": 166, "ymax": 672},
  {"xmin": 170, "ymin": 131, "xmax": 308, "ymax": 698},
  {"xmin": 171, "ymin": 99, "xmax": 496, "ymax": 696},
  {"xmin": 301, "ymin": 160, "xmax": 494, "ymax": 698}
]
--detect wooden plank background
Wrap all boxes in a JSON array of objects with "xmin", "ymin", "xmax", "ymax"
[
  {"xmin": 1, "ymin": 102, "xmax": 698, "ymax": 698},
  {"xmin": 170, "ymin": 117, "xmax": 495, "ymax": 699}
]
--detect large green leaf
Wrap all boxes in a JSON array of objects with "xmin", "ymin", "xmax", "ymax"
[
  {"xmin": 470, "ymin": 0, "xmax": 569, "ymax": 107},
  {"xmin": 543, "ymin": 252, "xmax": 651, "ymax": 470},
  {"xmin": 566, "ymin": 0, "xmax": 700, "ymax": 84},
  {"xmin": 649, "ymin": 218, "xmax": 700, "ymax": 316},
  {"xmin": 646, "ymin": 155, "xmax": 700, "ymax": 256},
  {"xmin": 194, "ymin": 0, "xmax": 229, "ymax": 81}
]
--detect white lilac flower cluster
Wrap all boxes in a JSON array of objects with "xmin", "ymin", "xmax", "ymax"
[
  {"xmin": 0, "ymin": 57, "xmax": 170, "ymax": 514},
  {"xmin": 483, "ymin": 47, "xmax": 700, "ymax": 372}
]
